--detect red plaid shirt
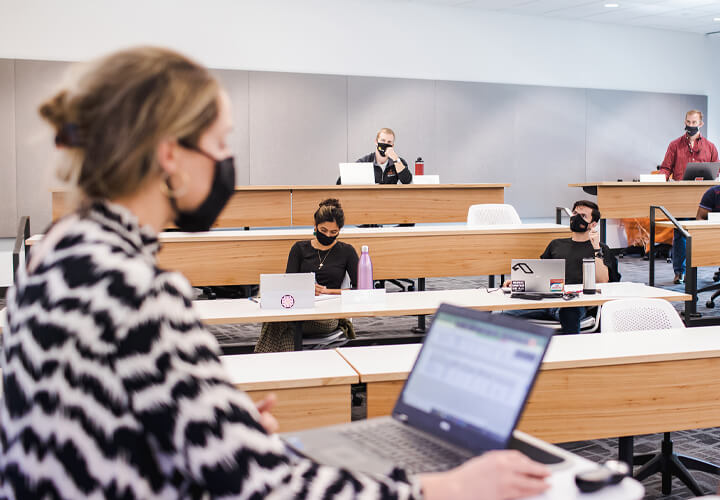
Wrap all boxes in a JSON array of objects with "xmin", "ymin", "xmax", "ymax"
[{"xmin": 660, "ymin": 134, "xmax": 718, "ymax": 180}]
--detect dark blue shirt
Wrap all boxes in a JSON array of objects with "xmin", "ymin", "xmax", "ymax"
[{"xmin": 699, "ymin": 185, "xmax": 720, "ymax": 212}]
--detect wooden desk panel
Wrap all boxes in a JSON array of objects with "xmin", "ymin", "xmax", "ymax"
[
  {"xmin": 570, "ymin": 182, "xmax": 720, "ymax": 219},
  {"xmin": 517, "ymin": 357, "xmax": 720, "ymax": 442},
  {"xmin": 156, "ymin": 225, "xmax": 569, "ymax": 286},
  {"xmin": 343, "ymin": 327, "xmax": 718, "ymax": 443},
  {"xmin": 53, "ymin": 188, "xmax": 293, "ymax": 228},
  {"xmin": 291, "ymin": 184, "xmax": 507, "ymax": 225},
  {"xmin": 657, "ymin": 221, "xmax": 720, "ymax": 268},
  {"xmin": 222, "ymin": 350, "xmax": 357, "ymax": 432},
  {"xmin": 53, "ymin": 184, "xmax": 507, "ymax": 227}
]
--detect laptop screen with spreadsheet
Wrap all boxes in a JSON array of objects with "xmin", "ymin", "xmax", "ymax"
[{"xmin": 393, "ymin": 304, "xmax": 552, "ymax": 452}]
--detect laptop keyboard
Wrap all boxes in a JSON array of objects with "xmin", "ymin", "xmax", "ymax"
[
  {"xmin": 337, "ymin": 420, "xmax": 565, "ymax": 473},
  {"xmin": 338, "ymin": 420, "xmax": 472, "ymax": 473}
]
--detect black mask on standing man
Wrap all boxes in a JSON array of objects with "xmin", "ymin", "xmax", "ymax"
[
  {"xmin": 569, "ymin": 214, "xmax": 590, "ymax": 233},
  {"xmin": 169, "ymin": 142, "xmax": 236, "ymax": 232},
  {"xmin": 685, "ymin": 125, "xmax": 699, "ymax": 136}
]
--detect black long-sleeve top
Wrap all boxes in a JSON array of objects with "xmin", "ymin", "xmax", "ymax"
[{"xmin": 286, "ymin": 240, "xmax": 359, "ymax": 289}]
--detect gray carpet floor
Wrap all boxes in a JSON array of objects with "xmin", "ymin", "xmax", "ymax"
[{"xmin": 2, "ymin": 253, "xmax": 720, "ymax": 498}]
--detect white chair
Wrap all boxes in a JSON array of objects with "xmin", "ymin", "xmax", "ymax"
[
  {"xmin": 601, "ymin": 297, "xmax": 683, "ymax": 332},
  {"xmin": 467, "ymin": 204, "xmax": 521, "ymax": 287},
  {"xmin": 302, "ymin": 273, "xmax": 352, "ymax": 350},
  {"xmin": 466, "ymin": 204, "xmax": 522, "ymax": 226},
  {"xmin": 600, "ymin": 298, "xmax": 718, "ymax": 496}
]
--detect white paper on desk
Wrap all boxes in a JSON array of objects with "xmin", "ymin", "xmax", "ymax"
[
  {"xmin": 315, "ymin": 294, "xmax": 339, "ymax": 302},
  {"xmin": 596, "ymin": 282, "xmax": 646, "ymax": 297}
]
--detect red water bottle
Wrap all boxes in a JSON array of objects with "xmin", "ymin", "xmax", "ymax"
[{"xmin": 415, "ymin": 157, "xmax": 424, "ymax": 176}]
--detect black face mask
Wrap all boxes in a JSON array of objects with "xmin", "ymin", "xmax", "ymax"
[
  {"xmin": 570, "ymin": 214, "xmax": 590, "ymax": 233},
  {"xmin": 377, "ymin": 143, "xmax": 392, "ymax": 157},
  {"xmin": 686, "ymin": 125, "xmax": 699, "ymax": 136},
  {"xmin": 169, "ymin": 143, "xmax": 236, "ymax": 232},
  {"xmin": 315, "ymin": 228, "xmax": 338, "ymax": 246}
]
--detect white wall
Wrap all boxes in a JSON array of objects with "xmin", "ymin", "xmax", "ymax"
[{"xmin": 1, "ymin": 0, "xmax": 719, "ymax": 134}]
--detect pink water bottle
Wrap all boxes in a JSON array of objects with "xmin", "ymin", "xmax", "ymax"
[
  {"xmin": 415, "ymin": 157, "xmax": 424, "ymax": 176},
  {"xmin": 357, "ymin": 245, "xmax": 374, "ymax": 289}
]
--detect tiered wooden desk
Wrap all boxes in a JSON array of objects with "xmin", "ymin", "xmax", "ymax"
[
  {"xmin": 194, "ymin": 283, "xmax": 690, "ymax": 324},
  {"xmin": 570, "ymin": 181, "xmax": 720, "ymax": 218},
  {"xmin": 655, "ymin": 220, "xmax": 720, "ymax": 323},
  {"xmin": 52, "ymin": 184, "xmax": 509, "ymax": 227},
  {"xmin": 337, "ymin": 326, "xmax": 720, "ymax": 444},
  {"xmin": 154, "ymin": 224, "xmax": 570, "ymax": 286},
  {"xmin": 221, "ymin": 350, "xmax": 358, "ymax": 432}
]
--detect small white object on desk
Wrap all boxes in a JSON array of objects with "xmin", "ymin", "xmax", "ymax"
[
  {"xmin": 341, "ymin": 288, "xmax": 387, "ymax": 306},
  {"xmin": 413, "ymin": 175, "xmax": 440, "ymax": 184},
  {"xmin": 639, "ymin": 174, "xmax": 666, "ymax": 183},
  {"xmin": 708, "ymin": 212, "xmax": 720, "ymax": 223}
]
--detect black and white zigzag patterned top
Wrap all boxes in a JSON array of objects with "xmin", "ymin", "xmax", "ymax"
[{"xmin": 0, "ymin": 201, "xmax": 421, "ymax": 499}]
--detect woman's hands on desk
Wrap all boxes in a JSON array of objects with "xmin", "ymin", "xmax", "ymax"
[
  {"xmin": 419, "ymin": 450, "xmax": 549, "ymax": 500},
  {"xmin": 315, "ymin": 284, "xmax": 344, "ymax": 295},
  {"xmin": 255, "ymin": 393, "xmax": 279, "ymax": 434}
]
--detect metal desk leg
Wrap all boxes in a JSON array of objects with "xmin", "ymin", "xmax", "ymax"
[
  {"xmin": 412, "ymin": 278, "xmax": 426, "ymax": 334},
  {"xmin": 293, "ymin": 321, "xmax": 303, "ymax": 351},
  {"xmin": 618, "ymin": 436, "xmax": 634, "ymax": 468}
]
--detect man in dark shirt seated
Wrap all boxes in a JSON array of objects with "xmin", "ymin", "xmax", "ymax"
[
  {"xmin": 697, "ymin": 184, "xmax": 720, "ymax": 220},
  {"xmin": 337, "ymin": 127, "xmax": 413, "ymax": 185},
  {"xmin": 506, "ymin": 200, "xmax": 621, "ymax": 334}
]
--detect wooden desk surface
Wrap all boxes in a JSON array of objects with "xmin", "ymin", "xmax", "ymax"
[
  {"xmin": 28, "ymin": 223, "xmax": 569, "ymax": 286},
  {"xmin": 192, "ymin": 283, "xmax": 690, "ymax": 324},
  {"xmin": 347, "ymin": 326, "xmax": 720, "ymax": 442},
  {"xmin": 221, "ymin": 350, "xmax": 358, "ymax": 391},
  {"xmin": 657, "ymin": 220, "xmax": 720, "ymax": 267},
  {"xmin": 569, "ymin": 181, "xmax": 720, "ymax": 219},
  {"xmin": 52, "ymin": 184, "xmax": 510, "ymax": 227}
]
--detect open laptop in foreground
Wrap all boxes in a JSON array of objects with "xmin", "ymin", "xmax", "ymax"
[
  {"xmin": 283, "ymin": 303, "xmax": 566, "ymax": 475},
  {"xmin": 339, "ymin": 162, "xmax": 375, "ymax": 185},
  {"xmin": 510, "ymin": 259, "xmax": 565, "ymax": 298}
]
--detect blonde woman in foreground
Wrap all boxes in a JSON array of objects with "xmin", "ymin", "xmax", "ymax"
[{"xmin": 0, "ymin": 46, "xmax": 548, "ymax": 499}]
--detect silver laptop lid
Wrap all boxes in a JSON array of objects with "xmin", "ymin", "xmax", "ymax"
[
  {"xmin": 259, "ymin": 273, "xmax": 315, "ymax": 309},
  {"xmin": 339, "ymin": 162, "xmax": 375, "ymax": 185},
  {"xmin": 392, "ymin": 304, "xmax": 552, "ymax": 453},
  {"xmin": 510, "ymin": 259, "xmax": 565, "ymax": 293}
]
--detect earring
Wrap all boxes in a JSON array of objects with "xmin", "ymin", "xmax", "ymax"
[{"xmin": 160, "ymin": 170, "xmax": 189, "ymax": 198}]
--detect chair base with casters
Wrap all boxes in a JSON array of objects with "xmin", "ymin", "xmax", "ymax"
[
  {"xmin": 619, "ymin": 433, "xmax": 720, "ymax": 496},
  {"xmin": 302, "ymin": 329, "xmax": 348, "ymax": 350},
  {"xmin": 375, "ymin": 279, "xmax": 415, "ymax": 292},
  {"xmin": 704, "ymin": 267, "xmax": 720, "ymax": 308},
  {"xmin": 602, "ymin": 298, "xmax": 720, "ymax": 495}
]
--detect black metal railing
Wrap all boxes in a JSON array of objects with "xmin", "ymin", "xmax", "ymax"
[
  {"xmin": 555, "ymin": 206, "xmax": 572, "ymax": 225},
  {"xmin": 12, "ymin": 216, "xmax": 30, "ymax": 283}
]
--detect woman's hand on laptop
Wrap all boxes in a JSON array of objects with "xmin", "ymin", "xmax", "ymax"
[
  {"xmin": 255, "ymin": 393, "xmax": 279, "ymax": 434},
  {"xmin": 419, "ymin": 450, "xmax": 549, "ymax": 500}
]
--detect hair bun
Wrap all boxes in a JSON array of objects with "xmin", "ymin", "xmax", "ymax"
[{"xmin": 319, "ymin": 198, "xmax": 341, "ymax": 209}]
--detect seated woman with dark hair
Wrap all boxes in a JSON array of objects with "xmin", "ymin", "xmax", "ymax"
[{"xmin": 254, "ymin": 198, "xmax": 358, "ymax": 352}]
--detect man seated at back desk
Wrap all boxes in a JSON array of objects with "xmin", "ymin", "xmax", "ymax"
[
  {"xmin": 337, "ymin": 127, "xmax": 413, "ymax": 185},
  {"xmin": 506, "ymin": 200, "xmax": 621, "ymax": 334}
]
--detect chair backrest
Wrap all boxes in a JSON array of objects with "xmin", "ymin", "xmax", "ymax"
[
  {"xmin": 466, "ymin": 204, "xmax": 522, "ymax": 226},
  {"xmin": 600, "ymin": 298, "xmax": 685, "ymax": 333}
]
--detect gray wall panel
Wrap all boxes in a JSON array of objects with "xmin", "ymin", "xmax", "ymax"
[
  {"xmin": 14, "ymin": 60, "xmax": 70, "ymax": 234},
  {"xmin": 248, "ymin": 72, "xmax": 347, "ymax": 185},
  {"xmin": 434, "ymin": 81, "xmax": 516, "ymax": 184},
  {"xmin": 211, "ymin": 69, "xmax": 250, "ymax": 186},
  {"xmin": 510, "ymin": 86, "xmax": 587, "ymax": 218},
  {"xmin": 0, "ymin": 60, "xmax": 16, "ymax": 237},
  {"xmin": 586, "ymin": 89, "xmax": 708, "ymax": 183},
  {"xmin": 347, "ymin": 76, "xmax": 434, "ymax": 173}
]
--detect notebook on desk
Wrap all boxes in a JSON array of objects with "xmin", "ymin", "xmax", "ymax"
[{"xmin": 283, "ymin": 303, "xmax": 566, "ymax": 475}]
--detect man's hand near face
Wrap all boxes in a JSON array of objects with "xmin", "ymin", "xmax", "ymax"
[{"xmin": 386, "ymin": 146, "xmax": 405, "ymax": 172}]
